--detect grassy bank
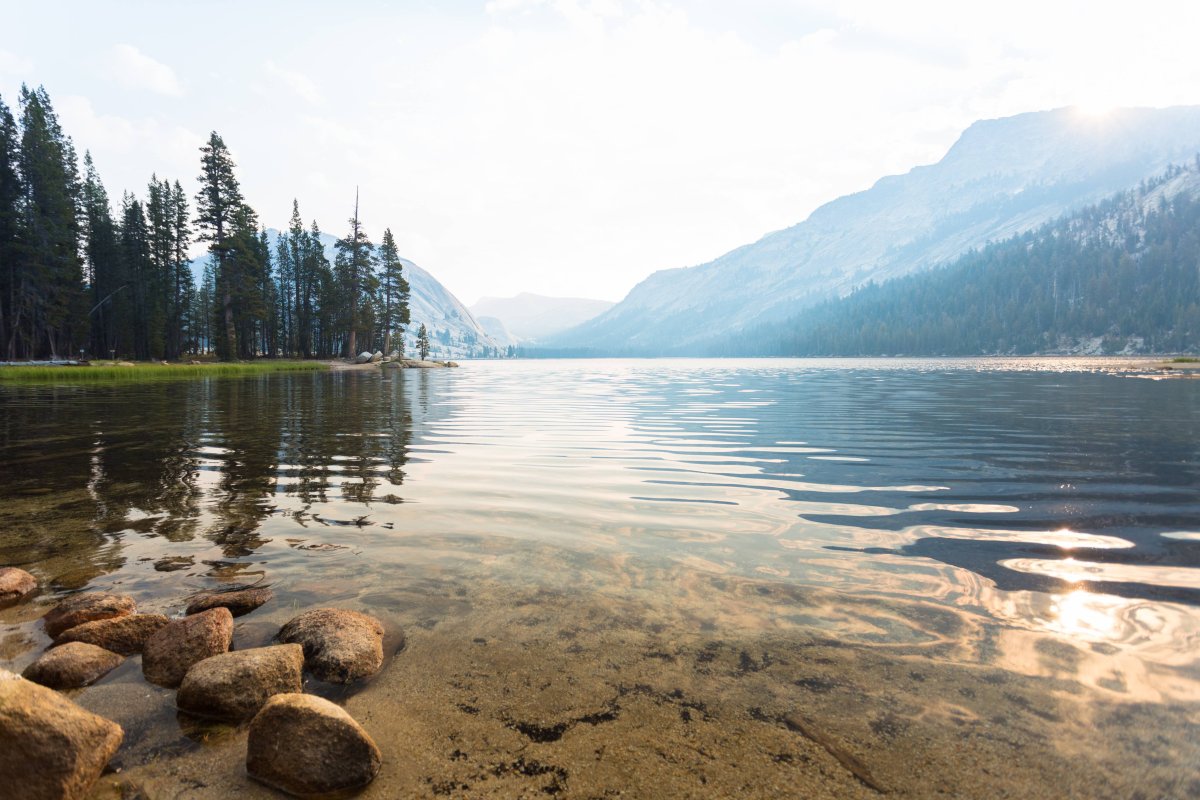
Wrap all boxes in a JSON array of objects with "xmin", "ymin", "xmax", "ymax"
[{"xmin": 0, "ymin": 360, "xmax": 327, "ymax": 383}]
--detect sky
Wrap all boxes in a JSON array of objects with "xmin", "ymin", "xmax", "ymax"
[{"xmin": 3, "ymin": 1, "xmax": 1200, "ymax": 306}]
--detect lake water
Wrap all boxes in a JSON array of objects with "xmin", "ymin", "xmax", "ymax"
[{"xmin": 1, "ymin": 358, "xmax": 1198, "ymax": 798}]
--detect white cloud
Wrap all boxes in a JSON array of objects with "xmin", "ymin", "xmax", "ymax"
[
  {"xmin": 108, "ymin": 44, "xmax": 182, "ymax": 96},
  {"xmin": 56, "ymin": 95, "xmax": 199, "ymax": 197},
  {"xmin": 0, "ymin": 48, "xmax": 33, "ymax": 77},
  {"xmin": 265, "ymin": 61, "xmax": 323, "ymax": 105}
]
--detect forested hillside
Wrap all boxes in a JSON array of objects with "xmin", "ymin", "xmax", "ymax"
[
  {"xmin": 0, "ymin": 85, "xmax": 416, "ymax": 361},
  {"xmin": 716, "ymin": 160, "xmax": 1200, "ymax": 356}
]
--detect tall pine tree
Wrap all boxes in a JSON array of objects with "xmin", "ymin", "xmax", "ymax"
[
  {"xmin": 195, "ymin": 132, "xmax": 246, "ymax": 360},
  {"xmin": 377, "ymin": 228, "xmax": 410, "ymax": 355}
]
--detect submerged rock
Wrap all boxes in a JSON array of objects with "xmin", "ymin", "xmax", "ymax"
[
  {"xmin": 247, "ymin": 693, "xmax": 382, "ymax": 796},
  {"xmin": 42, "ymin": 593, "xmax": 136, "ymax": 639},
  {"xmin": 142, "ymin": 607, "xmax": 233, "ymax": 688},
  {"xmin": 55, "ymin": 613, "xmax": 169, "ymax": 655},
  {"xmin": 0, "ymin": 566, "xmax": 37, "ymax": 604},
  {"xmin": 177, "ymin": 644, "xmax": 303, "ymax": 720},
  {"xmin": 0, "ymin": 669, "xmax": 124, "ymax": 800},
  {"xmin": 278, "ymin": 608, "xmax": 388, "ymax": 684},
  {"xmin": 22, "ymin": 642, "xmax": 124, "ymax": 689},
  {"xmin": 185, "ymin": 587, "xmax": 273, "ymax": 618}
]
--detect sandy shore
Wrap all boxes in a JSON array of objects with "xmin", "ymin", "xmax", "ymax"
[{"xmin": 77, "ymin": 567, "xmax": 1198, "ymax": 799}]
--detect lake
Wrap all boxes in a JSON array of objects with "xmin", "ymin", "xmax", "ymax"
[{"xmin": 1, "ymin": 358, "xmax": 1198, "ymax": 798}]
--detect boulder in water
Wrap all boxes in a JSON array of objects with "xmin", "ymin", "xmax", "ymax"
[
  {"xmin": 247, "ymin": 693, "xmax": 382, "ymax": 796},
  {"xmin": 0, "ymin": 669, "xmax": 124, "ymax": 800},
  {"xmin": 186, "ymin": 587, "xmax": 273, "ymax": 618},
  {"xmin": 22, "ymin": 642, "xmax": 124, "ymax": 689},
  {"xmin": 0, "ymin": 566, "xmax": 37, "ymax": 605},
  {"xmin": 177, "ymin": 644, "xmax": 304, "ymax": 720},
  {"xmin": 278, "ymin": 608, "xmax": 388, "ymax": 684},
  {"xmin": 55, "ymin": 613, "xmax": 169, "ymax": 655},
  {"xmin": 42, "ymin": 593, "xmax": 136, "ymax": 639},
  {"xmin": 142, "ymin": 607, "xmax": 233, "ymax": 688}
]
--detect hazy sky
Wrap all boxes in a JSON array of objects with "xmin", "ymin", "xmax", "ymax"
[{"xmin": 3, "ymin": 1, "xmax": 1200, "ymax": 305}]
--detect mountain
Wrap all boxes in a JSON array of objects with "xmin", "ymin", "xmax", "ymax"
[
  {"xmin": 550, "ymin": 105, "xmax": 1200, "ymax": 354},
  {"xmin": 191, "ymin": 231, "xmax": 500, "ymax": 359},
  {"xmin": 717, "ymin": 160, "xmax": 1200, "ymax": 356},
  {"xmin": 470, "ymin": 292, "xmax": 614, "ymax": 343},
  {"xmin": 475, "ymin": 315, "xmax": 519, "ymax": 349}
]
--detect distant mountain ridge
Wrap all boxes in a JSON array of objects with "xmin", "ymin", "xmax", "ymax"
[
  {"xmin": 716, "ymin": 159, "xmax": 1200, "ymax": 356},
  {"xmin": 191, "ymin": 231, "xmax": 500, "ymax": 358},
  {"xmin": 471, "ymin": 292, "xmax": 614, "ymax": 343},
  {"xmin": 550, "ymin": 105, "xmax": 1200, "ymax": 353}
]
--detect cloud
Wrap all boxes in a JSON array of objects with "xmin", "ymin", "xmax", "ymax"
[
  {"xmin": 108, "ymin": 44, "xmax": 183, "ymax": 96},
  {"xmin": 55, "ymin": 94, "xmax": 200, "ymax": 198},
  {"xmin": 0, "ymin": 48, "xmax": 33, "ymax": 77},
  {"xmin": 265, "ymin": 61, "xmax": 323, "ymax": 105}
]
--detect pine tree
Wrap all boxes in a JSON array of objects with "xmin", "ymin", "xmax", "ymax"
[
  {"xmin": 0, "ymin": 94, "xmax": 20, "ymax": 357},
  {"xmin": 80, "ymin": 151, "xmax": 124, "ymax": 357},
  {"xmin": 378, "ymin": 228, "xmax": 410, "ymax": 355},
  {"xmin": 417, "ymin": 323, "xmax": 430, "ymax": 360},
  {"xmin": 12, "ymin": 86, "xmax": 85, "ymax": 359},
  {"xmin": 195, "ymin": 132, "xmax": 246, "ymax": 360},
  {"xmin": 334, "ymin": 190, "xmax": 376, "ymax": 357}
]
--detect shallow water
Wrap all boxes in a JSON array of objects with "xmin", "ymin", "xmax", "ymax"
[{"xmin": 1, "ymin": 358, "xmax": 1198, "ymax": 797}]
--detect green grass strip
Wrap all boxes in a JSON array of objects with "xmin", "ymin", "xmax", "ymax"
[{"xmin": 0, "ymin": 360, "xmax": 327, "ymax": 383}]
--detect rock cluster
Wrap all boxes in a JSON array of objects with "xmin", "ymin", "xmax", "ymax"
[{"xmin": 1, "ymin": 569, "xmax": 391, "ymax": 797}]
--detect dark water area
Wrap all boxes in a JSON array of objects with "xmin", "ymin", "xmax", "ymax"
[{"xmin": 1, "ymin": 358, "xmax": 1198, "ymax": 798}]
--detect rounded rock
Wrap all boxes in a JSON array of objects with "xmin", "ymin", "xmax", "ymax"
[
  {"xmin": 0, "ymin": 566, "xmax": 37, "ymax": 604},
  {"xmin": 0, "ymin": 669, "xmax": 124, "ymax": 800},
  {"xmin": 278, "ymin": 608, "xmax": 388, "ymax": 684},
  {"xmin": 22, "ymin": 642, "xmax": 124, "ymax": 690},
  {"xmin": 247, "ymin": 693, "xmax": 382, "ymax": 796},
  {"xmin": 186, "ymin": 587, "xmax": 273, "ymax": 618},
  {"xmin": 55, "ymin": 613, "xmax": 169, "ymax": 655},
  {"xmin": 177, "ymin": 644, "xmax": 304, "ymax": 720},
  {"xmin": 42, "ymin": 592, "xmax": 136, "ymax": 639},
  {"xmin": 142, "ymin": 607, "xmax": 233, "ymax": 688}
]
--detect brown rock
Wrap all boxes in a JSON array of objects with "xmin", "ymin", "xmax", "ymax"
[
  {"xmin": 177, "ymin": 644, "xmax": 303, "ymax": 720},
  {"xmin": 142, "ymin": 607, "xmax": 233, "ymax": 688},
  {"xmin": 247, "ymin": 693, "xmax": 382, "ymax": 796},
  {"xmin": 186, "ymin": 586, "xmax": 273, "ymax": 617},
  {"xmin": 278, "ymin": 608, "xmax": 388, "ymax": 684},
  {"xmin": 55, "ymin": 613, "xmax": 169, "ymax": 655},
  {"xmin": 42, "ymin": 592, "xmax": 136, "ymax": 639},
  {"xmin": 0, "ymin": 669, "xmax": 124, "ymax": 800},
  {"xmin": 22, "ymin": 642, "xmax": 124, "ymax": 689},
  {"xmin": 0, "ymin": 566, "xmax": 37, "ymax": 604}
]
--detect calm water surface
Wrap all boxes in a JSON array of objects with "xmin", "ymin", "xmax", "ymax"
[{"xmin": 1, "ymin": 358, "xmax": 1198, "ymax": 795}]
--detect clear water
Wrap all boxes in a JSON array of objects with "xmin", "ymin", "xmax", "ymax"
[{"xmin": 1, "ymin": 358, "xmax": 1198, "ymax": 797}]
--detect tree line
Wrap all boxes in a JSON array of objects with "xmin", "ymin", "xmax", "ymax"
[
  {"xmin": 712, "ymin": 159, "xmax": 1200, "ymax": 357},
  {"xmin": 0, "ymin": 85, "xmax": 410, "ymax": 361}
]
